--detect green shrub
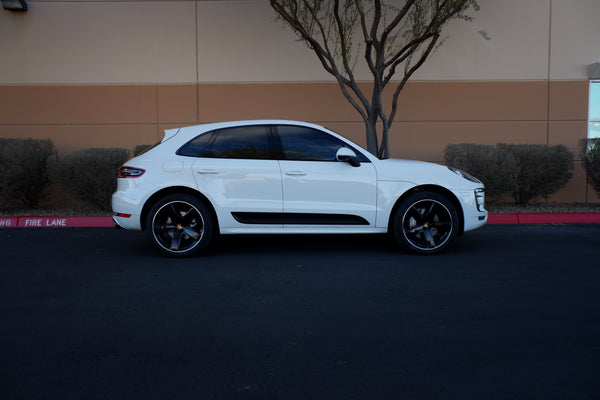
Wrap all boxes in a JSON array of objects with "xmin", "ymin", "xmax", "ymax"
[
  {"xmin": 50, "ymin": 148, "xmax": 130, "ymax": 211},
  {"xmin": 133, "ymin": 144, "xmax": 154, "ymax": 157},
  {"xmin": 497, "ymin": 143, "xmax": 574, "ymax": 204},
  {"xmin": 0, "ymin": 138, "xmax": 56, "ymax": 209},
  {"xmin": 580, "ymin": 138, "xmax": 600, "ymax": 198},
  {"xmin": 444, "ymin": 143, "xmax": 518, "ymax": 201}
]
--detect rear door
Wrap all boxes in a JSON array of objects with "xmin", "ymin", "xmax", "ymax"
[{"xmin": 180, "ymin": 125, "xmax": 284, "ymax": 229}]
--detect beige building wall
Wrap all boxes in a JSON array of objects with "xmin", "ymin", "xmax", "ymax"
[{"xmin": 1, "ymin": 0, "xmax": 599, "ymax": 202}]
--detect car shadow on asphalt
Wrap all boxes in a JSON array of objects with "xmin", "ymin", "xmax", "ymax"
[
  {"xmin": 212, "ymin": 233, "xmax": 396, "ymax": 255},
  {"xmin": 206, "ymin": 233, "xmax": 471, "ymax": 258},
  {"xmin": 111, "ymin": 227, "xmax": 491, "ymax": 259}
]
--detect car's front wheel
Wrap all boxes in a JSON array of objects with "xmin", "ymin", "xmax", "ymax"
[
  {"xmin": 393, "ymin": 191, "xmax": 459, "ymax": 254},
  {"xmin": 146, "ymin": 194, "xmax": 214, "ymax": 257}
]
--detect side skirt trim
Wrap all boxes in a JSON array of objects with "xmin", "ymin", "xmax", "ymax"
[{"xmin": 231, "ymin": 212, "xmax": 369, "ymax": 226}]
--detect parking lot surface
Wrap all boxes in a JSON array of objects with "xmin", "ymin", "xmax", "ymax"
[{"xmin": 1, "ymin": 225, "xmax": 599, "ymax": 399}]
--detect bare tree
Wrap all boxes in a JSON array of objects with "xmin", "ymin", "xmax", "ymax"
[{"xmin": 270, "ymin": 0, "xmax": 479, "ymax": 159}]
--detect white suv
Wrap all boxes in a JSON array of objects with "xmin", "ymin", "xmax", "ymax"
[{"xmin": 112, "ymin": 120, "xmax": 487, "ymax": 256}]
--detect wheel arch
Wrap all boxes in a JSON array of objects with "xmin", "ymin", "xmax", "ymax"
[
  {"xmin": 140, "ymin": 186, "xmax": 218, "ymax": 232},
  {"xmin": 387, "ymin": 184, "xmax": 464, "ymax": 235}
]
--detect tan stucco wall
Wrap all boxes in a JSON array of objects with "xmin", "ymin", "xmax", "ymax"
[
  {"xmin": 2, "ymin": 0, "xmax": 600, "ymax": 83},
  {"xmin": 1, "ymin": 81, "xmax": 596, "ymax": 202}
]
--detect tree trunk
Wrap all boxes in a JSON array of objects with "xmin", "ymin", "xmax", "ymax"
[
  {"xmin": 380, "ymin": 123, "xmax": 390, "ymax": 159},
  {"xmin": 364, "ymin": 118, "xmax": 379, "ymax": 157}
]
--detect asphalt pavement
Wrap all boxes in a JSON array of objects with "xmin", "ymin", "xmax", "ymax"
[{"xmin": 1, "ymin": 225, "xmax": 599, "ymax": 400}]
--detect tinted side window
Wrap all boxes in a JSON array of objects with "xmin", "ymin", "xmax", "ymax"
[
  {"xmin": 277, "ymin": 125, "xmax": 368, "ymax": 162},
  {"xmin": 211, "ymin": 126, "xmax": 270, "ymax": 159},
  {"xmin": 178, "ymin": 126, "xmax": 271, "ymax": 159},
  {"xmin": 178, "ymin": 132, "xmax": 213, "ymax": 157}
]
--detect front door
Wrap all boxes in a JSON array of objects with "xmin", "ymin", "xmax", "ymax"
[{"xmin": 276, "ymin": 125, "xmax": 377, "ymax": 228}]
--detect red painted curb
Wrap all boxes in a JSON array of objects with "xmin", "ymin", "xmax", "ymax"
[
  {"xmin": 0, "ymin": 217, "xmax": 19, "ymax": 228},
  {"xmin": 517, "ymin": 213, "xmax": 600, "ymax": 224},
  {"xmin": 487, "ymin": 213, "xmax": 600, "ymax": 225},
  {"xmin": 0, "ymin": 216, "xmax": 113, "ymax": 228},
  {"xmin": 1, "ymin": 213, "xmax": 599, "ymax": 228},
  {"xmin": 487, "ymin": 214, "xmax": 519, "ymax": 224}
]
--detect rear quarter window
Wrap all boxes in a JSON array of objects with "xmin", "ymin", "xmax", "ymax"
[
  {"xmin": 178, "ymin": 126, "xmax": 272, "ymax": 159},
  {"xmin": 177, "ymin": 132, "xmax": 214, "ymax": 157}
]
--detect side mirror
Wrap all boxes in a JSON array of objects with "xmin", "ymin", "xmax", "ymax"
[{"xmin": 336, "ymin": 147, "xmax": 360, "ymax": 167}]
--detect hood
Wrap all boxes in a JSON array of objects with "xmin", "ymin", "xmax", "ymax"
[{"xmin": 375, "ymin": 158, "xmax": 474, "ymax": 188}]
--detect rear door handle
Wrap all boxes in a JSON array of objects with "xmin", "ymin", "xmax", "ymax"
[
  {"xmin": 285, "ymin": 171, "xmax": 306, "ymax": 176},
  {"xmin": 197, "ymin": 169, "xmax": 219, "ymax": 174}
]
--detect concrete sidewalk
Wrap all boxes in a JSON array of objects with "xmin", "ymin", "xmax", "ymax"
[{"xmin": 1, "ymin": 213, "xmax": 600, "ymax": 228}]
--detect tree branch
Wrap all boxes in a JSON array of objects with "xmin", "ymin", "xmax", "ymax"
[
  {"xmin": 271, "ymin": 0, "xmax": 479, "ymax": 158},
  {"xmin": 380, "ymin": 0, "xmax": 417, "ymax": 45},
  {"xmin": 388, "ymin": 33, "xmax": 440, "ymax": 126}
]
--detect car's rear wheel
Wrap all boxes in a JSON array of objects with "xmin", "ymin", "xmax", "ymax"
[
  {"xmin": 393, "ymin": 191, "xmax": 458, "ymax": 254},
  {"xmin": 146, "ymin": 194, "xmax": 214, "ymax": 257}
]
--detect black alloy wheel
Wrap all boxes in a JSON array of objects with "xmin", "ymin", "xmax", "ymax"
[
  {"xmin": 393, "ymin": 191, "xmax": 459, "ymax": 254},
  {"xmin": 147, "ymin": 194, "xmax": 214, "ymax": 257}
]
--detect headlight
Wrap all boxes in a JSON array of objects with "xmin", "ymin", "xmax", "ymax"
[{"xmin": 447, "ymin": 167, "xmax": 481, "ymax": 184}]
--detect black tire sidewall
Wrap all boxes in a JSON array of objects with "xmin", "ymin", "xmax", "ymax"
[
  {"xmin": 393, "ymin": 191, "xmax": 459, "ymax": 254},
  {"xmin": 146, "ymin": 194, "xmax": 214, "ymax": 257}
]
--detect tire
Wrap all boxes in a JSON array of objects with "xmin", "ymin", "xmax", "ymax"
[
  {"xmin": 146, "ymin": 194, "xmax": 214, "ymax": 257},
  {"xmin": 393, "ymin": 191, "xmax": 459, "ymax": 254}
]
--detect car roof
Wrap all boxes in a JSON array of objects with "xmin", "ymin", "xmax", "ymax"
[
  {"xmin": 164, "ymin": 120, "xmax": 337, "ymax": 142},
  {"xmin": 158, "ymin": 120, "xmax": 379, "ymax": 163}
]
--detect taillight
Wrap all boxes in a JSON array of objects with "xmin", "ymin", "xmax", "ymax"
[{"xmin": 118, "ymin": 166, "xmax": 145, "ymax": 178}]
